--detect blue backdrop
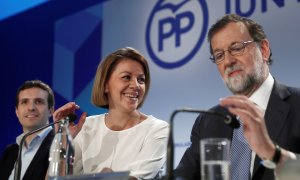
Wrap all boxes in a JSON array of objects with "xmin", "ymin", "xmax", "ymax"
[{"xmin": 1, "ymin": 0, "xmax": 300, "ymax": 168}]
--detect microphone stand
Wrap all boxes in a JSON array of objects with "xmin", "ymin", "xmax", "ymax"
[
  {"xmin": 13, "ymin": 114, "xmax": 77, "ymax": 180},
  {"xmin": 165, "ymin": 108, "xmax": 239, "ymax": 180}
]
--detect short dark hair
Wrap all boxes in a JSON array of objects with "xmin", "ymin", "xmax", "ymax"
[
  {"xmin": 15, "ymin": 80, "xmax": 55, "ymax": 109},
  {"xmin": 208, "ymin": 14, "xmax": 273, "ymax": 65}
]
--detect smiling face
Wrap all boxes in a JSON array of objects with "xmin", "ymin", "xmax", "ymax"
[
  {"xmin": 105, "ymin": 58, "xmax": 146, "ymax": 113},
  {"xmin": 15, "ymin": 87, "xmax": 53, "ymax": 133},
  {"xmin": 211, "ymin": 22, "xmax": 270, "ymax": 96}
]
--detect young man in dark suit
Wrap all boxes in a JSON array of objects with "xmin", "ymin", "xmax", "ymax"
[
  {"xmin": 175, "ymin": 14, "xmax": 300, "ymax": 180},
  {"xmin": 0, "ymin": 80, "xmax": 55, "ymax": 180}
]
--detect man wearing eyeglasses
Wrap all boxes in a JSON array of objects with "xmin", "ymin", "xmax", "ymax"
[{"xmin": 175, "ymin": 14, "xmax": 300, "ymax": 180}]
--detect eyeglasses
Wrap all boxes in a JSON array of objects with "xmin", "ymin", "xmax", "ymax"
[{"xmin": 210, "ymin": 41, "xmax": 254, "ymax": 64}]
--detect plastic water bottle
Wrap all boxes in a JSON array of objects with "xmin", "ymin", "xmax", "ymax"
[{"xmin": 48, "ymin": 117, "xmax": 75, "ymax": 179}]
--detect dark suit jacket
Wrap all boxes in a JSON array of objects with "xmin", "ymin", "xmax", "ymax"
[
  {"xmin": 0, "ymin": 130, "xmax": 55, "ymax": 180},
  {"xmin": 175, "ymin": 81, "xmax": 300, "ymax": 180}
]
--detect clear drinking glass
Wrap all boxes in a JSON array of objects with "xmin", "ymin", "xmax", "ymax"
[{"xmin": 200, "ymin": 138, "xmax": 230, "ymax": 180}]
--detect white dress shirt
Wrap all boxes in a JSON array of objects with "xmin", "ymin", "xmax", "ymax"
[
  {"xmin": 248, "ymin": 73, "xmax": 274, "ymax": 176},
  {"xmin": 8, "ymin": 126, "xmax": 53, "ymax": 180}
]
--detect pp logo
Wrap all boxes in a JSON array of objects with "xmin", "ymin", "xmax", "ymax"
[{"xmin": 146, "ymin": 0, "xmax": 208, "ymax": 69}]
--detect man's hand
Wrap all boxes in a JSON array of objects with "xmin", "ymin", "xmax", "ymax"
[{"xmin": 219, "ymin": 95, "xmax": 274, "ymax": 160}]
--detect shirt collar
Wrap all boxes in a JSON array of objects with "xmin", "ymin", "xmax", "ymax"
[
  {"xmin": 16, "ymin": 126, "xmax": 53, "ymax": 146},
  {"xmin": 249, "ymin": 73, "xmax": 274, "ymax": 111}
]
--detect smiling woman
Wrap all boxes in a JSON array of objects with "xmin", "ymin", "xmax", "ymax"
[{"xmin": 52, "ymin": 47, "xmax": 169, "ymax": 180}]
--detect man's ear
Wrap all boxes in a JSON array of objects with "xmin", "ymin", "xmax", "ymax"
[
  {"xmin": 260, "ymin": 39, "xmax": 271, "ymax": 62},
  {"xmin": 49, "ymin": 107, "xmax": 54, "ymax": 117},
  {"xmin": 15, "ymin": 107, "xmax": 20, "ymax": 119}
]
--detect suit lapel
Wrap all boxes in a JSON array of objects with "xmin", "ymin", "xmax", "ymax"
[
  {"xmin": 265, "ymin": 93, "xmax": 290, "ymax": 141},
  {"xmin": 252, "ymin": 81, "xmax": 291, "ymax": 175}
]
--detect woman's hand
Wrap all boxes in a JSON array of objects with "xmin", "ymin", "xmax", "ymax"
[
  {"xmin": 69, "ymin": 112, "xmax": 87, "ymax": 138},
  {"xmin": 53, "ymin": 102, "xmax": 79, "ymax": 121},
  {"xmin": 53, "ymin": 102, "xmax": 86, "ymax": 138}
]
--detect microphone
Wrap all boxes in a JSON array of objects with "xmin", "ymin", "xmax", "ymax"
[
  {"xmin": 165, "ymin": 107, "xmax": 239, "ymax": 180},
  {"xmin": 13, "ymin": 114, "xmax": 77, "ymax": 180}
]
